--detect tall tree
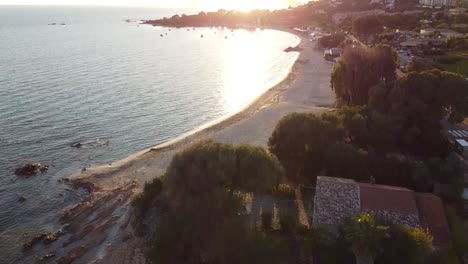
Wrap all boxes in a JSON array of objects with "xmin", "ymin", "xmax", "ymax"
[
  {"xmin": 268, "ymin": 113, "xmax": 342, "ymax": 184},
  {"xmin": 331, "ymin": 45, "xmax": 396, "ymax": 105},
  {"xmin": 151, "ymin": 141, "xmax": 284, "ymax": 263}
]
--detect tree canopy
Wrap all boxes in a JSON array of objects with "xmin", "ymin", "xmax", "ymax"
[
  {"xmin": 268, "ymin": 112, "xmax": 342, "ymax": 184},
  {"xmin": 331, "ymin": 45, "xmax": 396, "ymax": 105},
  {"xmin": 149, "ymin": 141, "xmax": 285, "ymax": 264}
]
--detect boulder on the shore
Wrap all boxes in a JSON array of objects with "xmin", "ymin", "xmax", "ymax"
[{"xmin": 15, "ymin": 163, "xmax": 43, "ymax": 176}]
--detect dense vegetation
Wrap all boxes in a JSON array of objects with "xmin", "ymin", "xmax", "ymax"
[
  {"xmin": 131, "ymin": 7, "xmax": 468, "ymax": 263},
  {"xmin": 144, "ymin": 1, "xmax": 335, "ymax": 29},
  {"xmin": 316, "ymin": 33, "xmax": 346, "ymax": 49},
  {"xmin": 351, "ymin": 13, "xmax": 423, "ymax": 41},
  {"xmin": 331, "ymin": 45, "xmax": 396, "ymax": 105}
]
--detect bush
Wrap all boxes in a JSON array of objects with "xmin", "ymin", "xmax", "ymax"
[
  {"xmin": 131, "ymin": 178, "xmax": 164, "ymax": 216},
  {"xmin": 279, "ymin": 214, "xmax": 297, "ymax": 233},
  {"xmin": 445, "ymin": 204, "xmax": 468, "ymax": 259},
  {"xmin": 131, "ymin": 192, "xmax": 145, "ymax": 208},
  {"xmin": 261, "ymin": 211, "xmax": 273, "ymax": 231},
  {"xmin": 272, "ymin": 183, "xmax": 295, "ymax": 200}
]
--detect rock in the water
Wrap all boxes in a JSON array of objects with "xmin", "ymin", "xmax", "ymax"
[
  {"xmin": 38, "ymin": 253, "xmax": 56, "ymax": 262},
  {"xmin": 40, "ymin": 165, "xmax": 49, "ymax": 173},
  {"xmin": 18, "ymin": 196, "xmax": 27, "ymax": 203},
  {"xmin": 15, "ymin": 163, "xmax": 42, "ymax": 176},
  {"xmin": 22, "ymin": 234, "xmax": 47, "ymax": 251},
  {"xmin": 71, "ymin": 143, "xmax": 83, "ymax": 148},
  {"xmin": 43, "ymin": 230, "xmax": 64, "ymax": 245}
]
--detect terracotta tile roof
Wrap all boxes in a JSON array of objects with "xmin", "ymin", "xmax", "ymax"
[
  {"xmin": 415, "ymin": 193, "xmax": 452, "ymax": 247},
  {"xmin": 359, "ymin": 183, "xmax": 419, "ymax": 215}
]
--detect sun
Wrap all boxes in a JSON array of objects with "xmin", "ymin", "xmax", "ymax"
[{"xmin": 198, "ymin": 0, "xmax": 291, "ymax": 11}]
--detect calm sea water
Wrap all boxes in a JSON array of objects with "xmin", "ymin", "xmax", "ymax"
[{"xmin": 0, "ymin": 6, "xmax": 299, "ymax": 262}]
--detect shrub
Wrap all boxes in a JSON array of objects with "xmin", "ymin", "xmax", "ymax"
[
  {"xmin": 272, "ymin": 183, "xmax": 295, "ymax": 200},
  {"xmin": 445, "ymin": 204, "xmax": 468, "ymax": 259},
  {"xmin": 131, "ymin": 192, "xmax": 145, "ymax": 208},
  {"xmin": 261, "ymin": 211, "xmax": 273, "ymax": 231},
  {"xmin": 131, "ymin": 178, "xmax": 164, "ymax": 216},
  {"xmin": 279, "ymin": 214, "xmax": 297, "ymax": 233}
]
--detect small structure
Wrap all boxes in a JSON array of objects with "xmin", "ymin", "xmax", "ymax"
[{"xmin": 313, "ymin": 176, "xmax": 452, "ymax": 248}]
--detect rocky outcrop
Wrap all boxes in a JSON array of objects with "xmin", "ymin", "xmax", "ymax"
[
  {"xmin": 22, "ymin": 234, "xmax": 47, "ymax": 251},
  {"xmin": 43, "ymin": 230, "xmax": 65, "ymax": 245},
  {"xmin": 15, "ymin": 163, "xmax": 46, "ymax": 176}
]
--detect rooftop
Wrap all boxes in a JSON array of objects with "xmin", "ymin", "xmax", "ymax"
[
  {"xmin": 313, "ymin": 177, "xmax": 452, "ymax": 247},
  {"xmin": 359, "ymin": 183, "xmax": 419, "ymax": 215}
]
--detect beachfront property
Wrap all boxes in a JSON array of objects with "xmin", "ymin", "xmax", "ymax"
[
  {"xmin": 419, "ymin": 0, "xmax": 456, "ymax": 7},
  {"xmin": 313, "ymin": 176, "xmax": 452, "ymax": 248}
]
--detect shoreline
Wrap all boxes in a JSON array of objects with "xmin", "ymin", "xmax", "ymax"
[
  {"xmin": 73, "ymin": 27, "xmax": 306, "ymax": 187},
  {"xmin": 27, "ymin": 26, "xmax": 336, "ymax": 263}
]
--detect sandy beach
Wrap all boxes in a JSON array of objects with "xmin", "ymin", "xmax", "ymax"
[
  {"xmin": 77, "ymin": 32, "xmax": 334, "ymax": 190},
  {"xmin": 31, "ymin": 30, "xmax": 335, "ymax": 263}
]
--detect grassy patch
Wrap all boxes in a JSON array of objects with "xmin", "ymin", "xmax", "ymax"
[{"xmin": 433, "ymin": 52, "xmax": 468, "ymax": 77}]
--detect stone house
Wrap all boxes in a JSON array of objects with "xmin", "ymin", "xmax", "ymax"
[{"xmin": 313, "ymin": 176, "xmax": 452, "ymax": 248}]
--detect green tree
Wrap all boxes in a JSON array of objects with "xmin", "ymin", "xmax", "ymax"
[
  {"xmin": 344, "ymin": 213, "xmax": 390, "ymax": 264},
  {"xmin": 352, "ymin": 15, "xmax": 382, "ymax": 40},
  {"xmin": 377, "ymin": 225, "xmax": 433, "ymax": 264},
  {"xmin": 331, "ymin": 45, "xmax": 396, "ymax": 105},
  {"xmin": 268, "ymin": 113, "xmax": 342, "ymax": 184},
  {"xmin": 325, "ymin": 142, "xmax": 370, "ymax": 181},
  {"xmin": 151, "ymin": 141, "xmax": 284, "ymax": 263}
]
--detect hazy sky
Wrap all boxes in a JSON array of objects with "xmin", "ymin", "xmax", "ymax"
[{"xmin": 0, "ymin": 0, "xmax": 306, "ymax": 10}]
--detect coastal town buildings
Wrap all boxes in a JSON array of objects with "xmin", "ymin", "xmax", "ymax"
[
  {"xmin": 419, "ymin": 0, "xmax": 456, "ymax": 7},
  {"xmin": 313, "ymin": 176, "xmax": 452, "ymax": 248}
]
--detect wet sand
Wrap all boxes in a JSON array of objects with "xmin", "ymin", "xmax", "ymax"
[{"xmin": 29, "ymin": 31, "xmax": 335, "ymax": 263}]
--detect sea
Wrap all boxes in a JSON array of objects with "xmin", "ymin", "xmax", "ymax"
[{"xmin": 0, "ymin": 5, "xmax": 299, "ymax": 262}]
